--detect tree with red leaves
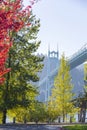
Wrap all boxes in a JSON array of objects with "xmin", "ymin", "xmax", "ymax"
[{"xmin": 0, "ymin": 0, "xmax": 36, "ymax": 84}]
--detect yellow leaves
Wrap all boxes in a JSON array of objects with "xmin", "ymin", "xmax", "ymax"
[
  {"xmin": 8, "ymin": 109, "xmax": 17, "ymax": 119},
  {"xmin": 8, "ymin": 106, "xmax": 31, "ymax": 122},
  {"xmin": 49, "ymin": 53, "xmax": 75, "ymax": 118},
  {"xmin": 0, "ymin": 112, "xmax": 3, "ymax": 123},
  {"xmin": 84, "ymin": 63, "xmax": 87, "ymax": 92}
]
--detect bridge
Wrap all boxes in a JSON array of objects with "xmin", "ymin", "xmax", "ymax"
[
  {"xmin": 69, "ymin": 43, "xmax": 87, "ymax": 69},
  {"xmin": 38, "ymin": 44, "xmax": 87, "ymax": 101},
  {"xmin": 49, "ymin": 43, "xmax": 87, "ymax": 78}
]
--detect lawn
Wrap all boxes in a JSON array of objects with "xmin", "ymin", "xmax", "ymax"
[{"xmin": 63, "ymin": 125, "xmax": 87, "ymax": 130}]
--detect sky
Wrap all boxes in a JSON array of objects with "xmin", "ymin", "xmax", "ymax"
[{"xmin": 24, "ymin": 0, "xmax": 87, "ymax": 58}]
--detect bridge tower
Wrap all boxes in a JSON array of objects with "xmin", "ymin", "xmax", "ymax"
[{"xmin": 46, "ymin": 45, "xmax": 59, "ymax": 101}]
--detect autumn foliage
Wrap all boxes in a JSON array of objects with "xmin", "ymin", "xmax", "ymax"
[{"xmin": 0, "ymin": 0, "xmax": 35, "ymax": 84}]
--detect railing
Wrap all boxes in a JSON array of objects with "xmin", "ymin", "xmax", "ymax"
[{"xmin": 68, "ymin": 43, "xmax": 87, "ymax": 62}]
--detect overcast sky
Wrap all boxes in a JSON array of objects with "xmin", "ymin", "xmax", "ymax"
[{"xmin": 24, "ymin": 0, "xmax": 87, "ymax": 58}]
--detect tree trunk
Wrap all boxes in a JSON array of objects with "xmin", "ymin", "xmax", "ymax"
[
  {"xmin": 78, "ymin": 108, "xmax": 83, "ymax": 122},
  {"xmin": 78, "ymin": 100, "xmax": 86, "ymax": 123},
  {"xmin": 58, "ymin": 116, "xmax": 61, "ymax": 123},
  {"xmin": 2, "ymin": 53, "xmax": 11, "ymax": 124},
  {"xmin": 63, "ymin": 114, "xmax": 65, "ymax": 122},
  {"xmin": 2, "ymin": 109, "xmax": 7, "ymax": 124},
  {"xmin": 13, "ymin": 117, "xmax": 16, "ymax": 124},
  {"xmin": 82, "ymin": 108, "xmax": 86, "ymax": 122},
  {"xmin": 70, "ymin": 116, "xmax": 72, "ymax": 123}
]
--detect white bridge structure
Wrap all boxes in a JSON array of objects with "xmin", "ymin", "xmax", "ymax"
[{"xmin": 37, "ymin": 44, "xmax": 87, "ymax": 102}]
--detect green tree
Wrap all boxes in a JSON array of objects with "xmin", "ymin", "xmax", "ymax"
[
  {"xmin": 7, "ymin": 91, "xmax": 37, "ymax": 123},
  {"xmin": 77, "ymin": 63, "xmax": 87, "ymax": 122},
  {"xmin": 8, "ymin": 101, "xmax": 47, "ymax": 123},
  {"xmin": 0, "ymin": 12, "xmax": 43, "ymax": 124},
  {"xmin": 29, "ymin": 101, "xmax": 47, "ymax": 123},
  {"xmin": 49, "ymin": 54, "xmax": 75, "ymax": 122}
]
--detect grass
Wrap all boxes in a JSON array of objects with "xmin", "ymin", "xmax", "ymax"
[{"xmin": 63, "ymin": 125, "xmax": 87, "ymax": 130}]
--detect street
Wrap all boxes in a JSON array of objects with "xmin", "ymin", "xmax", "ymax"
[{"xmin": 0, "ymin": 124, "xmax": 63, "ymax": 130}]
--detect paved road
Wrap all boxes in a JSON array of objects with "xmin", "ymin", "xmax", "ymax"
[{"xmin": 0, "ymin": 125, "xmax": 63, "ymax": 130}]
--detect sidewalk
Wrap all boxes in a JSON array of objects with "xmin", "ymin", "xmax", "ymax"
[
  {"xmin": 58, "ymin": 127, "xmax": 65, "ymax": 130},
  {"xmin": 0, "ymin": 124, "xmax": 66, "ymax": 130}
]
